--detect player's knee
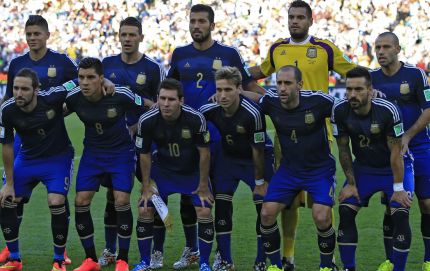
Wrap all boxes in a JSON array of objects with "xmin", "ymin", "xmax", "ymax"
[
  {"xmin": 138, "ymin": 206, "xmax": 154, "ymax": 218},
  {"xmin": 195, "ymin": 206, "xmax": 211, "ymax": 218},
  {"xmin": 113, "ymin": 191, "xmax": 130, "ymax": 206},
  {"xmin": 47, "ymin": 194, "xmax": 66, "ymax": 206},
  {"xmin": 312, "ymin": 206, "xmax": 332, "ymax": 229},
  {"xmin": 419, "ymin": 198, "xmax": 430, "ymax": 214},
  {"xmin": 260, "ymin": 206, "xmax": 277, "ymax": 226},
  {"xmin": 392, "ymin": 208, "xmax": 411, "ymax": 250},
  {"xmin": 215, "ymin": 197, "xmax": 233, "ymax": 233},
  {"xmin": 75, "ymin": 193, "xmax": 91, "ymax": 206}
]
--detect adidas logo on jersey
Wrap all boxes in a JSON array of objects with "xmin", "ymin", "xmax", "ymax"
[
  {"xmin": 280, "ymin": 50, "xmax": 286, "ymax": 55},
  {"xmin": 184, "ymin": 62, "xmax": 191, "ymax": 68},
  {"xmin": 109, "ymin": 73, "xmax": 116, "ymax": 79}
]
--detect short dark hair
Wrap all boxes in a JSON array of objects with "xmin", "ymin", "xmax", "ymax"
[
  {"xmin": 15, "ymin": 68, "xmax": 40, "ymax": 90},
  {"xmin": 289, "ymin": 0, "xmax": 313, "ymax": 18},
  {"xmin": 119, "ymin": 17, "xmax": 142, "ymax": 35},
  {"xmin": 25, "ymin": 15, "xmax": 49, "ymax": 32},
  {"xmin": 79, "ymin": 57, "xmax": 103, "ymax": 76},
  {"xmin": 158, "ymin": 78, "xmax": 184, "ymax": 99},
  {"xmin": 377, "ymin": 32, "xmax": 400, "ymax": 47},
  {"xmin": 190, "ymin": 4, "xmax": 215, "ymax": 24},
  {"xmin": 277, "ymin": 65, "xmax": 303, "ymax": 83},
  {"xmin": 346, "ymin": 67, "xmax": 372, "ymax": 87}
]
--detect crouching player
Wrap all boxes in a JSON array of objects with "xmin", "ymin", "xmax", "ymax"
[
  {"xmin": 332, "ymin": 67, "xmax": 413, "ymax": 271},
  {"xmin": 134, "ymin": 78, "xmax": 215, "ymax": 271}
]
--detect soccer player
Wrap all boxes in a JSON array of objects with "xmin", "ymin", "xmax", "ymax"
[
  {"xmin": 243, "ymin": 65, "xmax": 337, "ymax": 271},
  {"xmin": 199, "ymin": 66, "xmax": 273, "ymax": 271},
  {"xmin": 249, "ymin": 1, "xmax": 355, "ymax": 269},
  {"xmin": 332, "ymin": 67, "xmax": 413, "ymax": 271},
  {"xmin": 166, "ymin": 4, "xmax": 264, "ymax": 270},
  {"xmin": 133, "ymin": 78, "xmax": 214, "ymax": 271},
  {"xmin": 370, "ymin": 32, "xmax": 430, "ymax": 271},
  {"xmin": 65, "ymin": 58, "xmax": 147, "ymax": 271},
  {"xmin": 0, "ymin": 68, "xmax": 74, "ymax": 271},
  {"xmin": 99, "ymin": 16, "xmax": 163, "ymax": 267},
  {"xmin": 2, "ymin": 14, "xmax": 77, "ymax": 264}
]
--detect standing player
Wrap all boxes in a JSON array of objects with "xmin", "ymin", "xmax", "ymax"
[
  {"xmin": 200, "ymin": 66, "xmax": 273, "ymax": 271},
  {"xmin": 0, "ymin": 68, "xmax": 74, "ymax": 271},
  {"xmin": 166, "ymin": 4, "xmax": 265, "ymax": 270},
  {"xmin": 370, "ymin": 32, "xmax": 430, "ymax": 271},
  {"xmin": 333, "ymin": 67, "xmax": 413, "ymax": 271},
  {"xmin": 249, "ymin": 1, "xmax": 355, "ymax": 269},
  {"xmin": 2, "ymin": 14, "xmax": 77, "ymax": 264},
  {"xmin": 244, "ymin": 65, "xmax": 337, "ymax": 271},
  {"xmin": 99, "ymin": 16, "xmax": 163, "ymax": 267},
  {"xmin": 66, "ymin": 58, "xmax": 146, "ymax": 271},
  {"xmin": 133, "ymin": 78, "xmax": 214, "ymax": 271}
]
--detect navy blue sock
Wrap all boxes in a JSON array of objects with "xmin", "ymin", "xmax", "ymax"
[{"xmin": 260, "ymin": 222, "xmax": 282, "ymax": 268}]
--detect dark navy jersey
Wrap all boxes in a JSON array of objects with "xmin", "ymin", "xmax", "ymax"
[
  {"xmin": 167, "ymin": 41, "xmax": 253, "ymax": 109},
  {"xmin": 135, "ymin": 105, "xmax": 210, "ymax": 174},
  {"xmin": 6, "ymin": 49, "xmax": 78, "ymax": 98},
  {"xmin": 332, "ymin": 98, "xmax": 404, "ymax": 174},
  {"xmin": 259, "ymin": 89, "xmax": 335, "ymax": 176},
  {"xmin": 65, "ymin": 86, "xmax": 144, "ymax": 151},
  {"xmin": 199, "ymin": 96, "xmax": 265, "ymax": 161},
  {"xmin": 0, "ymin": 85, "xmax": 72, "ymax": 159},
  {"xmin": 102, "ymin": 54, "xmax": 164, "ymax": 101},
  {"xmin": 370, "ymin": 63, "xmax": 430, "ymax": 152}
]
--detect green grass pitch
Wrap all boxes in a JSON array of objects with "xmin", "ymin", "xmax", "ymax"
[{"xmin": 0, "ymin": 115, "xmax": 424, "ymax": 270}]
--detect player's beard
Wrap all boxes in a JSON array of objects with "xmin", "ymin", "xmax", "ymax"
[
  {"xmin": 16, "ymin": 92, "xmax": 36, "ymax": 108},
  {"xmin": 290, "ymin": 31, "xmax": 307, "ymax": 41},
  {"xmin": 192, "ymin": 31, "xmax": 211, "ymax": 43}
]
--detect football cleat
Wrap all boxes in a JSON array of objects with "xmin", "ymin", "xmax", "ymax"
[
  {"xmin": 173, "ymin": 247, "xmax": 200, "ymax": 270},
  {"xmin": 0, "ymin": 248, "xmax": 10, "ymax": 264},
  {"xmin": 253, "ymin": 261, "xmax": 267, "ymax": 271},
  {"xmin": 319, "ymin": 268, "xmax": 333, "ymax": 271},
  {"xmin": 73, "ymin": 258, "xmax": 101, "ymax": 271},
  {"xmin": 200, "ymin": 263, "xmax": 212, "ymax": 271},
  {"xmin": 423, "ymin": 261, "xmax": 430, "ymax": 271},
  {"xmin": 217, "ymin": 261, "xmax": 235, "ymax": 271},
  {"xmin": 0, "ymin": 260, "xmax": 22, "ymax": 271},
  {"xmin": 150, "ymin": 250, "xmax": 164, "ymax": 269},
  {"xmin": 212, "ymin": 251, "xmax": 222, "ymax": 270},
  {"xmin": 52, "ymin": 261, "xmax": 66, "ymax": 271},
  {"xmin": 98, "ymin": 249, "xmax": 117, "ymax": 267},
  {"xmin": 376, "ymin": 260, "xmax": 394, "ymax": 271},
  {"xmin": 115, "ymin": 259, "xmax": 129, "ymax": 271},
  {"xmin": 282, "ymin": 258, "xmax": 295, "ymax": 271},
  {"xmin": 64, "ymin": 250, "xmax": 72, "ymax": 265},
  {"xmin": 267, "ymin": 265, "xmax": 282, "ymax": 271},
  {"xmin": 131, "ymin": 260, "xmax": 151, "ymax": 271}
]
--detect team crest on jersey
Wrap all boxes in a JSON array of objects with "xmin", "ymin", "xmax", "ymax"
[
  {"xmin": 47, "ymin": 66, "xmax": 56, "ymax": 77},
  {"xmin": 182, "ymin": 129, "xmax": 191, "ymax": 139},
  {"xmin": 236, "ymin": 125, "xmax": 246, "ymax": 133},
  {"xmin": 306, "ymin": 47, "xmax": 317, "ymax": 58},
  {"xmin": 399, "ymin": 81, "xmax": 410, "ymax": 94},
  {"xmin": 212, "ymin": 58, "xmax": 222, "ymax": 70},
  {"xmin": 109, "ymin": 73, "xmax": 116, "ymax": 79},
  {"xmin": 136, "ymin": 73, "xmax": 146, "ymax": 85},
  {"xmin": 107, "ymin": 108, "xmax": 118, "ymax": 118},
  {"xmin": 46, "ymin": 109, "xmax": 56, "ymax": 119},
  {"xmin": 370, "ymin": 122, "xmax": 381, "ymax": 134},
  {"xmin": 304, "ymin": 111, "xmax": 315, "ymax": 124}
]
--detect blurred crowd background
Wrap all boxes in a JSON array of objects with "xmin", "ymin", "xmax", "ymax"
[{"xmin": 1, "ymin": 0, "xmax": 429, "ymax": 75}]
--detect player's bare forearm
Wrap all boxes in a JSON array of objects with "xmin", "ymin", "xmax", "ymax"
[
  {"xmin": 251, "ymin": 146, "xmax": 265, "ymax": 180},
  {"xmin": 337, "ymin": 135, "xmax": 355, "ymax": 185},
  {"xmin": 248, "ymin": 65, "xmax": 266, "ymax": 80},
  {"xmin": 387, "ymin": 136, "xmax": 404, "ymax": 184},
  {"xmin": 197, "ymin": 146, "xmax": 211, "ymax": 187},
  {"xmin": 139, "ymin": 153, "xmax": 152, "ymax": 188},
  {"xmin": 244, "ymin": 80, "xmax": 265, "ymax": 95},
  {"xmin": 241, "ymin": 90, "xmax": 262, "ymax": 103},
  {"xmin": 2, "ymin": 143, "xmax": 14, "ymax": 186},
  {"xmin": 404, "ymin": 108, "xmax": 430, "ymax": 141}
]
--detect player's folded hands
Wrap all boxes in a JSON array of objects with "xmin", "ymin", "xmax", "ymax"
[
  {"xmin": 339, "ymin": 184, "xmax": 360, "ymax": 203},
  {"xmin": 138, "ymin": 184, "xmax": 158, "ymax": 211},
  {"xmin": 253, "ymin": 182, "xmax": 268, "ymax": 197},
  {"xmin": 391, "ymin": 190, "xmax": 412, "ymax": 208},
  {"xmin": 193, "ymin": 185, "xmax": 214, "ymax": 207},
  {"xmin": 0, "ymin": 183, "xmax": 15, "ymax": 207}
]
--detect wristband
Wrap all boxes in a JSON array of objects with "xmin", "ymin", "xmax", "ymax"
[
  {"xmin": 255, "ymin": 179, "xmax": 264, "ymax": 186},
  {"xmin": 393, "ymin": 183, "xmax": 404, "ymax": 192}
]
